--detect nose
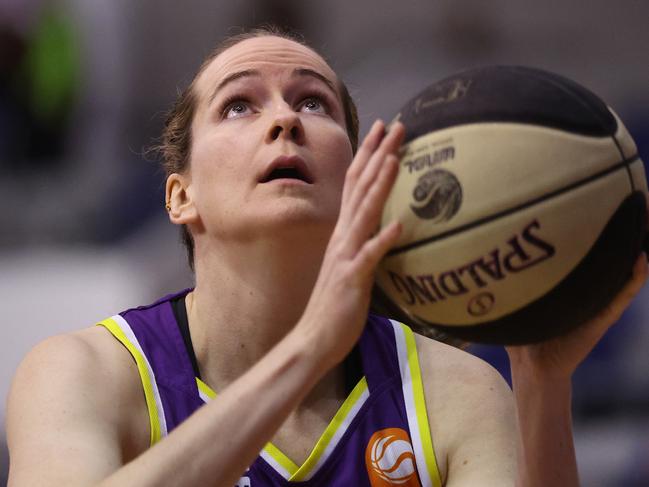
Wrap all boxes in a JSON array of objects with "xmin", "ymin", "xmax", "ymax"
[{"xmin": 265, "ymin": 105, "xmax": 305, "ymax": 145}]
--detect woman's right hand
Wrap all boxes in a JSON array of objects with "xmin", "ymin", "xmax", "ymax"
[{"xmin": 296, "ymin": 119, "xmax": 406, "ymax": 369}]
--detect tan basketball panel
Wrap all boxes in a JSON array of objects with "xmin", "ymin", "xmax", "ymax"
[
  {"xmin": 383, "ymin": 122, "xmax": 624, "ymax": 248},
  {"xmin": 629, "ymin": 158, "xmax": 648, "ymax": 192},
  {"xmin": 378, "ymin": 166, "xmax": 633, "ymax": 326},
  {"xmin": 611, "ymin": 108, "xmax": 639, "ymax": 158}
]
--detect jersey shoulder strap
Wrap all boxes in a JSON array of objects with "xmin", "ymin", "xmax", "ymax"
[
  {"xmin": 97, "ymin": 289, "xmax": 202, "ymax": 445},
  {"xmin": 363, "ymin": 316, "xmax": 442, "ymax": 487}
]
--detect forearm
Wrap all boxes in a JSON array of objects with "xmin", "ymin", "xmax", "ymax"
[
  {"xmin": 510, "ymin": 366, "xmax": 578, "ymax": 487},
  {"xmin": 99, "ymin": 327, "xmax": 327, "ymax": 487},
  {"xmin": 505, "ymin": 254, "xmax": 649, "ymax": 487}
]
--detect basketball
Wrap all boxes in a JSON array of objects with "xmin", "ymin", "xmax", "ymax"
[{"xmin": 376, "ymin": 65, "xmax": 648, "ymax": 344}]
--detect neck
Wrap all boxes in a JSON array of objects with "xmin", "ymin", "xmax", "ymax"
[{"xmin": 186, "ymin": 228, "xmax": 331, "ymax": 392}]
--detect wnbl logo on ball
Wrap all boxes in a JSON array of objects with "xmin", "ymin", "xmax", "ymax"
[{"xmin": 410, "ymin": 168, "xmax": 463, "ymax": 222}]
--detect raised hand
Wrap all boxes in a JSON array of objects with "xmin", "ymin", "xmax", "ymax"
[
  {"xmin": 296, "ymin": 120, "xmax": 405, "ymax": 369},
  {"xmin": 506, "ymin": 252, "xmax": 648, "ymax": 379},
  {"xmin": 507, "ymin": 192, "xmax": 649, "ymax": 379},
  {"xmin": 506, "ymin": 197, "xmax": 649, "ymax": 486}
]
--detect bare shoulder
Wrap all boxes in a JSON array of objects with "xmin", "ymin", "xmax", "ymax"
[
  {"xmin": 414, "ymin": 334, "xmax": 516, "ymax": 486},
  {"xmin": 7, "ymin": 326, "xmax": 149, "ymax": 486},
  {"xmin": 12, "ymin": 326, "xmax": 131, "ymax": 383},
  {"xmin": 9, "ymin": 326, "xmax": 144, "ymax": 417},
  {"xmin": 414, "ymin": 333, "xmax": 512, "ymax": 395}
]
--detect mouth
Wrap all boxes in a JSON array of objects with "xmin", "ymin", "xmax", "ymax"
[{"xmin": 260, "ymin": 155, "xmax": 313, "ymax": 184}]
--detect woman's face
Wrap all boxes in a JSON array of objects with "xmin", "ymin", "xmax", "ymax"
[{"xmin": 181, "ymin": 36, "xmax": 354, "ymax": 243}]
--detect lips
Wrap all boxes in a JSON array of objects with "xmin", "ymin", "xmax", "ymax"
[{"xmin": 259, "ymin": 155, "xmax": 313, "ymax": 184}]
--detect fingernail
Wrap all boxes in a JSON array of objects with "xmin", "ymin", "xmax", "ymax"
[{"xmin": 387, "ymin": 120, "xmax": 404, "ymax": 134}]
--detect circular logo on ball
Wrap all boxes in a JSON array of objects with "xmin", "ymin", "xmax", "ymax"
[
  {"xmin": 467, "ymin": 292, "xmax": 495, "ymax": 316},
  {"xmin": 410, "ymin": 168, "xmax": 462, "ymax": 221}
]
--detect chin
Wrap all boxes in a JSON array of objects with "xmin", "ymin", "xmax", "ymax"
[{"xmin": 257, "ymin": 202, "xmax": 337, "ymax": 235}]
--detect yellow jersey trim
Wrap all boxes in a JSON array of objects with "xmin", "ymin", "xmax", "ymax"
[
  {"xmin": 403, "ymin": 324, "xmax": 442, "ymax": 487},
  {"xmin": 197, "ymin": 374, "xmax": 299, "ymax": 474},
  {"xmin": 289, "ymin": 376, "xmax": 369, "ymax": 481},
  {"xmin": 98, "ymin": 317, "xmax": 164, "ymax": 446},
  {"xmin": 196, "ymin": 377, "xmax": 214, "ymax": 401},
  {"xmin": 194, "ymin": 375, "xmax": 369, "ymax": 481},
  {"xmin": 195, "ymin": 378, "xmax": 300, "ymax": 476},
  {"xmin": 264, "ymin": 442, "xmax": 300, "ymax": 476}
]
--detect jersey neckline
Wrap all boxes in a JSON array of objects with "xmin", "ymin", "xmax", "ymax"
[
  {"xmin": 169, "ymin": 291, "xmax": 363, "ymax": 395},
  {"xmin": 196, "ymin": 375, "xmax": 371, "ymax": 482}
]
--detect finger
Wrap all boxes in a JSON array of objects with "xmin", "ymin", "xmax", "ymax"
[
  {"xmin": 371, "ymin": 121, "xmax": 405, "ymax": 158},
  {"xmin": 332, "ymin": 152, "xmax": 399, "ymax": 258},
  {"xmin": 355, "ymin": 220, "xmax": 402, "ymax": 279},
  {"xmin": 350, "ymin": 119, "xmax": 386, "ymax": 176},
  {"xmin": 595, "ymin": 254, "xmax": 648, "ymax": 330},
  {"xmin": 342, "ymin": 120, "xmax": 385, "ymax": 206},
  {"xmin": 344, "ymin": 123, "xmax": 405, "ymax": 217},
  {"xmin": 343, "ymin": 121, "xmax": 400, "ymax": 214},
  {"xmin": 617, "ymin": 254, "xmax": 649, "ymax": 305},
  {"xmin": 641, "ymin": 192, "xmax": 649, "ymax": 255},
  {"xmin": 644, "ymin": 194, "xmax": 649, "ymax": 259},
  {"xmin": 346, "ymin": 154, "xmax": 400, "ymax": 252}
]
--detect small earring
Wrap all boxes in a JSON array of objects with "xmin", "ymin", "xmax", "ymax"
[{"xmin": 165, "ymin": 202, "xmax": 171, "ymax": 212}]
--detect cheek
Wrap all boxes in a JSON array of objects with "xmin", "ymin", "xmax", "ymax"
[
  {"xmin": 323, "ymin": 128, "xmax": 353, "ymax": 189},
  {"xmin": 310, "ymin": 119, "xmax": 353, "ymax": 165},
  {"xmin": 191, "ymin": 130, "xmax": 250, "ymax": 179},
  {"xmin": 188, "ymin": 134, "xmax": 250, "ymax": 209}
]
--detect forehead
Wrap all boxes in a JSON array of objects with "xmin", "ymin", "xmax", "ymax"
[{"xmin": 194, "ymin": 36, "xmax": 339, "ymax": 101}]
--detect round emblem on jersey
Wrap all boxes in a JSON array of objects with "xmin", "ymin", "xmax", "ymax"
[
  {"xmin": 410, "ymin": 168, "xmax": 462, "ymax": 222},
  {"xmin": 365, "ymin": 428, "xmax": 422, "ymax": 486}
]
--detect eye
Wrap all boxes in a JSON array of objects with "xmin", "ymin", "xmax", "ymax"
[
  {"xmin": 222, "ymin": 99, "xmax": 253, "ymax": 119},
  {"xmin": 299, "ymin": 96, "xmax": 327, "ymax": 114}
]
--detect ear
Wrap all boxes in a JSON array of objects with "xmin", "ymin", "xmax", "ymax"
[{"xmin": 165, "ymin": 173, "xmax": 199, "ymax": 225}]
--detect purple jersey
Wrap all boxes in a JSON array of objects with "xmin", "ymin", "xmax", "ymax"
[{"xmin": 98, "ymin": 291, "xmax": 442, "ymax": 487}]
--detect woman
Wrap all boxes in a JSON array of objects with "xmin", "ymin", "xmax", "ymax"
[{"xmin": 7, "ymin": 28, "xmax": 648, "ymax": 487}]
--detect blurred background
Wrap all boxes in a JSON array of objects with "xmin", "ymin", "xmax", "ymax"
[{"xmin": 1, "ymin": 0, "xmax": 648, "ymax": 484}]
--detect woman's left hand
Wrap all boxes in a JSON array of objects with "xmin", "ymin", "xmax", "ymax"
[{"xmin": 506, "ymin": 252, "xmax": 648, "ymax": 379}]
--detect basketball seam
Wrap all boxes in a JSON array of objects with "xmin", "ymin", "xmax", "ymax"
[
  {"xmin": 403, "ymin": 66, "xmax": 615, "ymax": 139},
  {"xmin": 408, "ymin": 191, "xmax": 645, "ymax": 343},
  {"xmin": 611, "ymin": 134, "xmax": 636, "ymax": 191},
  {"xmin": 513, "ymin": 67, "xmax": 616, "ymax": 135},
  {"xmin": 387, "ymin": 154, "xmax": 640, "ymax": 256}
]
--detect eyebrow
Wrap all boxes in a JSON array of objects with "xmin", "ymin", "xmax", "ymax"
[
  {"xmin": 292, "ymin": 68, "xmax": 338, "ymax": 98},
  {"xmin": 209, "ymin": 69, "xmax": 260, "ymax": 104},
  {"xmin": 208, "ymin": 67, "xmax": 339, "ymax": 105}
]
